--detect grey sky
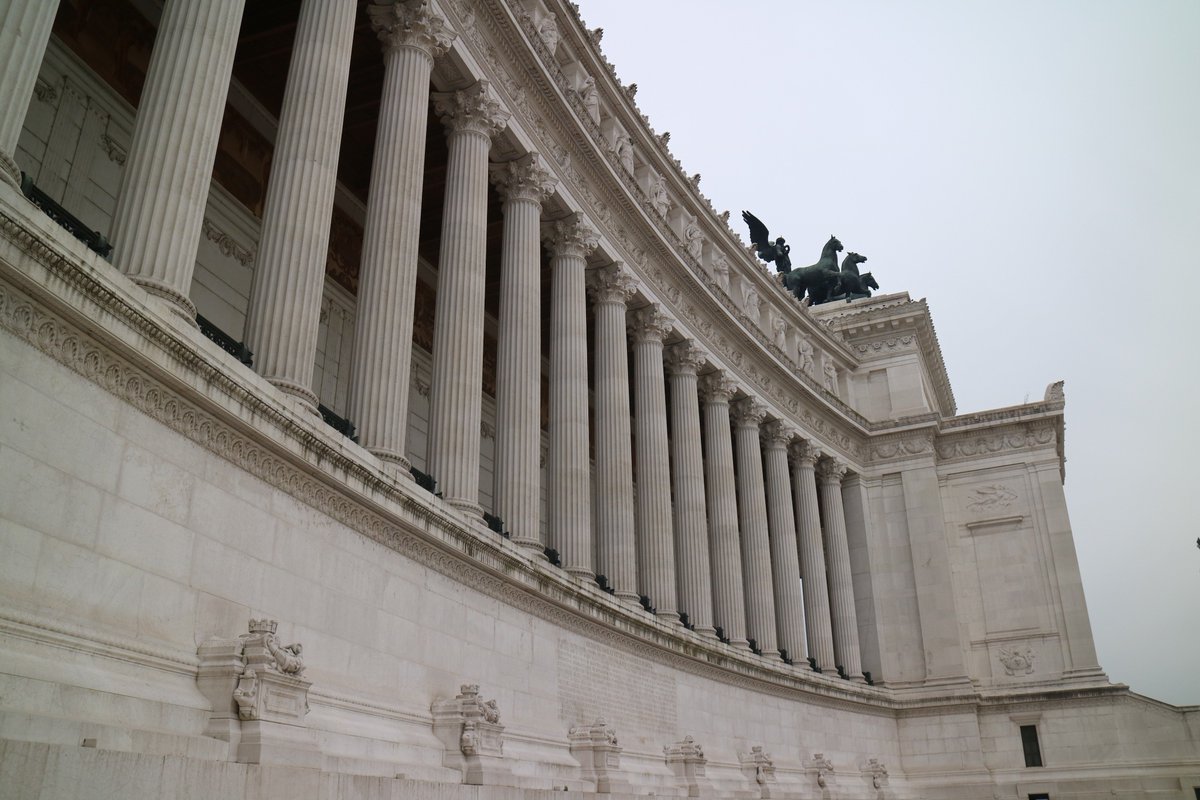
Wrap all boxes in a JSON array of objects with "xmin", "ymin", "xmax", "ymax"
[{"xmin": 575, "ymin": 0, "xmax": 1200, "ymax": 705}]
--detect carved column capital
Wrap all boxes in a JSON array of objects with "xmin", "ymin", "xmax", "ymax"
[
  {"xmin": 730, "ymin": 397, "xmax": 767, "ymax": 428},
  {"xmin": 815, "ymin": 456, "xmax": 847, "ymax": 485},
  {"xmin": 789, "ymin": 439, "xmax": 820, "ymax": 466},
  {"xmin": 542, "ymin": 212, "xmax": 599, "ymax": 259},
  {"xmin": 699, "ymin": 371, "xmax": 737, "ymax": 403},
  {"xmin": 627, "ymin": 304, "xmax": 674, "ymax": 344},
  {"xmin": 490, "ymin": 152, "xmax": 557, "ymax": 204},
  {"xmin": 761, "ymin": 419, "xmax": 795, "ymax": 449},
  {"xmin": 586, "ymin": 263, "xmax": 637, "ymax": 305},
  {"xmin": 432, "ymin": 80, "xmax": 510, "ymax": 138},
  {"xmin": 665, "ymin": 340, "xmax": 707, "ymax": 377},
  {"xmin": 368, "ymin": 0, "xmax": 456, "ymax": 60}
]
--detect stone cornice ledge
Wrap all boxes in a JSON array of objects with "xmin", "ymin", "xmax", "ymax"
[{"xmin": 0, "ymin": 195, "xmax": 903, "ymax": 717}]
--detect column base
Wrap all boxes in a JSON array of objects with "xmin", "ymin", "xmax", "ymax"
[
  {"xmin": 656, "ymin": 610, "xmax": 680, "ymax": 624},
  {"xmin": 371, "ymin": 450, "xmax": 414, "ymax": 477},
  {"xmin": 759, "ymin": 649, "xmax": 781, "ymax": 659},
  {"xmin": 615, "ymin": 591, "xmax": 641, "ymax": 604},
  {"xmin": 447, "ymin": 497, "xmax": 484, "ymax": 517},
  {"xmin": 511, "ymin": 537, "xmax": 545, "ymax": 556},
  {"xmin": 566, "ymin": 567, "xmax": 595, "ymax": 580},
  {"xmin": 267, "ymin": 378, "xmax": 320, "ymax": 412},
  {"xmin": 693, "ymin": 626, "xmax": 717, "ymax": 637},
  {"xmin": 0, "ymin": 152, "xmax": 20, "ymax": 190},
  {"xmin": 728, "ymin": 638, "xmax": 751, "ymax": 650},
  {"xmin": 133, "ymin": 277, "xmax": 198, "ymax": 326}
]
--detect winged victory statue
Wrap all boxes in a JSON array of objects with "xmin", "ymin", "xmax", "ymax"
[{"xmin": 741, "ymin": 210, "xmax": 791, "ymax": 272}]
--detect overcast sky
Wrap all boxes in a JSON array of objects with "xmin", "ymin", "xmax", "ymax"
[{"xmin": 574, "ymin": 0, "xmax": 1200, "ymax": 705}]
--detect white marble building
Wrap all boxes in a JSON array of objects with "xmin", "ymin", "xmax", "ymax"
[{"xmin": 0, "ymin": 1, "xmax": 1196, "ymax": 798}]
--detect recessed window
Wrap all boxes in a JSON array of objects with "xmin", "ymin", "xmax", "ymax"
[
  {"xmin": 1020, "ymin": 724, "xmax": 1044, "ymax": 767},
  {"xmin": 1028, "ymin": 794, "xmax": 1050, "ymax": 800}
]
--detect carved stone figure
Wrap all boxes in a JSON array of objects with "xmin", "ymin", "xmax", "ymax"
[
  {"xmin": 578, "ymin": 75, "xmax": 600, "ymax": 123},
  {"xmin": 823, "ymin": 358, "xmax": 838, "ymax": 392},
  {"xmin": 797, "ymin": 335, "xmax": 815, "ymax": 376},
  {"xmin": 537, "ymin": 13, "xmax": 558, "ymax": 54},
  {"xmin": 684, "ymin": 220, "xmax": 703, "ymax": 260},
  {"xmin": 781, "ymin": 235, "xmax": 843, "ymax": 305},
  {"xmin": 616, "ymin": 135, "xmax": 635, "ymax": 174},
  {"xmin": 648, "ymin": 173, "xmax": 670, "ymax": 217},
  {"xmin": 741, "ymin": 210, "xmax": 791, "ymax": 271}
]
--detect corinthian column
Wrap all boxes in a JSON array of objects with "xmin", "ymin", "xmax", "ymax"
[
  {"xmin": 666, "ymin": 341, "xmax": 715, "ymax": 635},
  {"xmin": 817, "ymin": 456, "xmax": 864, "ymax": 681},
  {"xmin": 700, "ymin": 372, "xmax": 748, "ymax": 648},
  {"xmin": 587, "ymin": 264, "xmax": 638, "ymax": 601},
  {"xmin": 731, "ymin": 397, "xmax": 778, "ymax": 657},
  {"xmin": 762, "ymin": 421, "xmax": 806, "ymax": 664},
  {"xmin": 109, "ymin": 0, "xmax": 247, "ymax": 320},
  {"xmin": 791, "ymin": 441, "xmax": 836, "ymax": 672},
  {"xmin": 544, "ymin": 213, "xmax": 599, "ymax": 576},
  {"xmin": 490, "ymin": 153, "xmax": 556, "ymax": 547},
  {"xmin": 427, "ymin": 81, "xmax": 510, "ymax": 512},
  {"xmin": 243, "ymin": 0, "xmax": 356, "ymax": 407},
  {"xmin": 0, "ymin": 0, "xmax": 59, "ymax": 188},
  {"xmin": 349, "ymin": 0, "xmax": 455, "ymax": 467},
  {"xmin": 629, "ymin": 305, "xmax": 678, "ymax": 622}
]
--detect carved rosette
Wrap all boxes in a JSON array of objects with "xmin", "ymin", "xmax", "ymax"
[
  {"xmin": 367, "ymin": 0, "xmax": 456, "ymax": 60},
  {"xmin": 815, "ymin": 457, "xmax": 847, "ymax": 486},
  {"xmin": 542, "ymin": 212, "xmax": 599, "ymax": 260},
  {"xmin": 789, "ymin": 439, "xmax": 820, "ymax": 467},
  {"xmin": 665, "ymin": 340, "xmax": 707, "ymax": 376},
  {"xmin": 586, "ymin": 263, "xmax": 638, "ymax": 306},
  {"xmin": 699, "ymin": 371, "xmax": 738, "ymax": 403},
  {"xmin": 432, "ymin": 80, "xmax": 510, "ymax": 139},
  {"xmin": 761, "ymin": 419, "xmax": 794, "ymax": 450},
  {"xmin": 627, "ymin": 304, "xmax": 673, "ymax": 344},
  {"xmin": 730, "ymin": 397, "xmax": 767, "ymax": 429},
  {"xmin": 489, "ymin": 152, "xmax": 557, "ymax": 204}
]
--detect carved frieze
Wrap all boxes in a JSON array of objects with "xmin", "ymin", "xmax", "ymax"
[
  {"xmin": 936, "ymin": 425, "xmax": 1057, "ymax": 461},
  {"xmin": 966, "ymin": 484, "xmax": 1018, "ymax": 513}
]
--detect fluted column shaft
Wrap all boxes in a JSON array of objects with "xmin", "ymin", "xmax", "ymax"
[
  {"xmin": 762, "ymin": 423, "xmax": 807, "ymax": 663},
  {"xmin": 629, "ymin": 306, "xmax": 678, "ymax": 621},
  {"xmin": 0, "ymin": 0, "xmax": 59, "ymax": 187},
  {"xmin": 700, "ymin": 374, "xmax": 748, "ymax": 647},
  {"xmin": 545, "ymin": 213, "xmax": 598, "ymax": 575},
  {"xmin": 818, "ymin": 458, "xmax": 864, "ymax": 681},
  {"xmin": 243, "ymin": 0, "xmax": 355, "ymax": 406},
  {"xmin": 791, "ymin": 442, "xmax": 836, "ymax": 671},
  {"xmin": 349, "ymin": 2, "xmax": 455, "ymax": 466},
  {"xmin": 427, "ymin": 82, "xmax": 509, "ymax": 511},
  {"xmin": 667, "ymin": 343, "xmax": 715, "ymax": 634},
  {"xmin": 109, "ymin": 0, "xmax": 246, "ymax": 319},
  {"xmin": 732, "ymin": 398, "xmax": 779, "ymax": 656},
  {"xmin": 491, "ymin": 154, "xmax": 556, "ymax": 546},
  {"xmin": 587, "ymin": 265, "xmax": 638, "ymax": 601}
]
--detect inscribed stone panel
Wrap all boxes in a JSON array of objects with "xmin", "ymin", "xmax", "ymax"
[{"xmin": 557, "ymin": 639, "xmax": 677, "ymax": 735}]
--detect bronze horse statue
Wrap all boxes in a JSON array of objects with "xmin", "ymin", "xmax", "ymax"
[
  {"xmin": 781, "ymin": 235, "xmax": 842, "ymax": 304},
  {"xmin": 831, "ymin": 252, "xmax": 878, "ymax": 299}
]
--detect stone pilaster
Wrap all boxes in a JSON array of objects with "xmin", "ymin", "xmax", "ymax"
[
  {"xmin": 490, "ymin": 153, "xmax": 556, "ymax": 547},
  {"xmin": 817, "ymin": 457, "xmax": 864, "ymax": 681},
  {"xmin": 700, "ymin": 372, "xmax": 749, "ymax": 647},
  {"xmin": 0, "ymin": 0, "xmax": 59, "ymax": 188},
  {"xmin": 731, "ymin": 397, "xmax": 779, "ymax": 657},
  {"xmin": 762, "ymin": 421, "xmax": 806, "ymax": 664},
  {"xmin": 243, "ymin": 0, "xmax": 356, "ymax": 407},
  {"xmin": 629, "ymin": 304, "xmax": 678, "ymax": 621},
  {"xmin": 349, "ymin": 0, "xmax": 456, "ymax": 467},
  {"xmin": 666, "ymin": 341, "xmax": 715, "ymax": 635},
  {"xmin": 544, "ymin": 212, "xmax": 598, "ymax": 576},
  {"xmin": 587, "ymin": 264, "xmax": 638, "ymax": 601},
  {"xmin": 108, "ymin": 0, "xmax": 246, "ymax": 320},
  {"xmin": 791, "ymin": 441, "xmax": 836, "ymax": 672},
  {"xmin": 427, "ymin": 80, "xmax": 510, "ymax": 511}
]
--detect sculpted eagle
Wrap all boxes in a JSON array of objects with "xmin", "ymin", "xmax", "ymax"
[{"xmin": 741, "ymin": 210, "xmax": 791, "ymax": 272}]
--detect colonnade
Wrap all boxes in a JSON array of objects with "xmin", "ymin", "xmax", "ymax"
[{"xmin": 3, "ymin": 0, "xmax": 871, "ymax": 680}]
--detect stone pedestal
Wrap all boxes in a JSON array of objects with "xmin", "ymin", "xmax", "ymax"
[
  {"xmin": 195, "ymin": 619, "xmax": 318, "ymax": 768},
  {"xmin": 568, "ymin": 718, "xmax": 628, "ymax": 794},
  {"xmin": 664, "ymin": 735, "xmax": 710, "ymax": 798},
  {"xmin": 738, "ymin": 746, "xmax": 777, "ymax": 799},
  {"xmin": 806, "ymin": 753, "xmax": 836, "ymax": 797},
  {"xmin": 431, "ymin": 684, "xmax": 515, "ymax": 786}
]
